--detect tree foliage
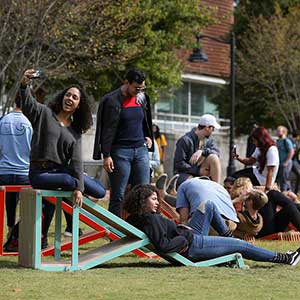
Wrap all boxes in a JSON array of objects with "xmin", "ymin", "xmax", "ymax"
[
  {"xmin": 0, "ymin": 0, "xmax": 216, "ymax": 113},
  {"xmin": 237, "ymin": 7, "xmax": 300, "ymax": 132},
  {"xmin": 212, "ymin": 1, "xmax": 300, "ymax": 134}
]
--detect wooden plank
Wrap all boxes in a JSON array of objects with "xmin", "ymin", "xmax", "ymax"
[
  {"xmin": 81, "ymin": 198, "xmax": 147, "ymax": 239},
  {"xmin": 19, "ymin": 188, "xmax": 41, "ymax": 268},
  {"xmin": 78, "ymin": 237, "xmax": 141, "ymax": 264},
  {"xmin": 78, "ymin": 237, "xmax": 149, "ymax": 270}
]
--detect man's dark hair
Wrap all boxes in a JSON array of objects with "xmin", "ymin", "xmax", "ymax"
[
  {"xmin": 292, "ymin": 130, "xmax": 300, "ymax": 138},
  {"xmin": 125, "ymin": 69, "xmax": 146, "ymax": 84},
  {"xmin": 197, "ymin": 124, "xmax": 206, "ymax": 130},
  {"xmin": 14, "ymin": 94, "xmax": 21, "ymax": 108}
]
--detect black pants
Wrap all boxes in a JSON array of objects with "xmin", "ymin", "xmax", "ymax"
[
  {"xmin": 257, "ymin": 190, "xmax": 300, "ymax": 237},
  {"xmin": 42, "ymin": 198, "xmax": 74, "ymax": 237},
  {"xmin": 292, "ymin": 160, "xmax": 300, "ymax": 193},
  {"xmin": 232, "ymin": 168, "xmax": 260, "ymax": 186}
]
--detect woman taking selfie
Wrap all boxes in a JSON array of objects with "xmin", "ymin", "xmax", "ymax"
[{"xmin": 17, "ymin": 69, "xmax": 105, "ymax": 246}]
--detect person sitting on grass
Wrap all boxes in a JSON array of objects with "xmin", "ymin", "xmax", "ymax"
[
  {"xmin": 232, "ymin": 187, "xmax": 268, "ymax": 240},
  {"xmin": 124, "ymin": 184, "xmax": 300, "ymax": 266},
  {"xmin": 231, "ymin": 177, "xmax": 300, "ymax": 238}
]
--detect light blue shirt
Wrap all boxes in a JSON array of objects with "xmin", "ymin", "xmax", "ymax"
[
  {"xmin": 0, "ymin": 111, "xmax": 32, "ymax": 175},
  {"xmin": 149, "ymin": 140, "xmax": 160, "ymax": 172},
  {"xmin": 276, "ymin": 138, "xmax": 293, "ymax": 164},
  {"xmin": 176, "ymin": 177, "xmax": 239, "ymax": 222}
]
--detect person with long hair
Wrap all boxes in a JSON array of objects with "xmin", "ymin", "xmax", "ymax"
[
  {"xmin": 10, "ymin": 69, "xmax": 106, "ymax": 248},
  {"xmin": 124, "ymin": 184, "xmax": 300, "ymax": 266},
  {"xmin": 232, "ymin": 127, "xmax": 279, "ymax": 193},
  {"xmin": 230, "ymin": 177, "xmax": 300, "ymax": 238}
]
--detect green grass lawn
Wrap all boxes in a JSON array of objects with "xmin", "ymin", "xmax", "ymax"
[
  {"xmin": 1, "ymin": 238, "xmax": 300, "ymax": 300},
  {"xmin": 1, "ymin": 199, "xmax": 300, "ymax": 300}
]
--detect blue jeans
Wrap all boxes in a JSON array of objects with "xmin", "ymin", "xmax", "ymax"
[
  {"xmin": 29, "ymin": 166, "xmax": 106, "ymax": 199},
  {"xmin": 0, "ymin": 174, "xmax": 30, "ymax": 227},
  {"xmin": 109, "ymin": 146, "xmax": 150, "ymax": 216},
  {"xmin": 29, "ymin": 166, "xmax": 106, "ymax": 237},
  {"xmin": 277, "ymin": 161, "xmax": 293, "ymax": 191},
  {"xmin": 187, "ymin": 200, "xmax": 276, "ymax": 262}
]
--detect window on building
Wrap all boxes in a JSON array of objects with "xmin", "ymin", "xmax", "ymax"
[{"xmin": 156, "ymin": 81, "xmax": 221, "ymax": 119}]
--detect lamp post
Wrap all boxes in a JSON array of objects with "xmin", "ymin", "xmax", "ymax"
[{"xmin": 189, "ymin": 32, "xmax": 236, "ymax": 176}]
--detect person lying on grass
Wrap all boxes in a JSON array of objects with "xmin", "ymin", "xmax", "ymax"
[{"xmin": 123, "ymin": 184, "xmax": 300, "ymax": 266}]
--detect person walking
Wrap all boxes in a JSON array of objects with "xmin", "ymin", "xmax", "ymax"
[
  {"xmin": 276, "ymin": 126, "xmax": 294, "ymax": 191},
  {"xmin": 93, "ymin": 69, "xmax": 154, "ymax": 217}
]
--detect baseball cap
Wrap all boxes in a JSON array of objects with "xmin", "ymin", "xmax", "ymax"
[{"xmin": 198, "ymin": 114, "xmax": 221, "ymax": 129}]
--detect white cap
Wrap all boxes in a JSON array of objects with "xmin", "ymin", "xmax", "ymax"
[{"xmin": 198, "ymin": 114, "xmax": 221, "ymax": 129}]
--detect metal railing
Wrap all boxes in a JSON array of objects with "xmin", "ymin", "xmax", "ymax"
[{"xmin": 153, "ymin": 112, "xmax": 230, "ymax": 135}]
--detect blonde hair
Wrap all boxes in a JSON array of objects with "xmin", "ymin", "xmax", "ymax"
[
  {"xmin": 277, "ymin": 125, "xmax": 288, "ymax": 136},
  {"xmin": 231, "ymin": 177, "xmax": 253, "ymax": 198}
]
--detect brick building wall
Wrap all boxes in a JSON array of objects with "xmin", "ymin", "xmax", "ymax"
[{"xmin": 178, "ymin": 0, "xmax": 233, "ymax": 79}]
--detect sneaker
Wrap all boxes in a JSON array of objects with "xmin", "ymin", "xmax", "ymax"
[
  {"xmin": 4, "ymin": 239, "xmax": 18, "ymax": 252},
  {"xmin": 287, "ymin": 248, "xmax": 300, "ymax": 266},
  {"xmin": 64, "ymin": 227, "xmax": 83, "ymax": 237}
]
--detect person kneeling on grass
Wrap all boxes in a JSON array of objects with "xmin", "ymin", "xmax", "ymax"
[{"xmin": 123, "ymin": 184, "xmax": 300, "ymax": 266}]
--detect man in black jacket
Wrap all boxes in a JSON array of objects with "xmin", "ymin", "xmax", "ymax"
[{"xmin": 93, "ymin": 69, "xmax": 154, "ymax": 216}]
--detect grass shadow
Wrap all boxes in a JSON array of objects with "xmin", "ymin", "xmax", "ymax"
[
  {"xmin": 95, "ymin": 261, "xmax": 171, "ymax": 269},
  {"xmin": 0, "ymin": 259, "xmax": 20, "ymax": 269}
]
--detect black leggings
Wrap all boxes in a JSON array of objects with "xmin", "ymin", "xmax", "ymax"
[
  {"xmin": 232, "ymin": 168, "xmax": 260, "ymax": 186},
  {"xmin": 257, "ymin": 190, "xmax": 300, "ymax": 237}
]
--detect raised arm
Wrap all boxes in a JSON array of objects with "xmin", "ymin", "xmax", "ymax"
[{"xmin": 19, "ymin": 70, "xmax": 44, "ymax": 125}]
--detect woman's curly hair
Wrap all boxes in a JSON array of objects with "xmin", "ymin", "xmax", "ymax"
[
  {"xmin": 48, "ymin": 85, "xmax": 93, "ymax": 134},
  {"xmin": 231, "ymin": 177, "xmax": 253, "ymax": 199},
  {"xmin": 123, "ymin": 184, "xmax": 160, "ymax": 215}
]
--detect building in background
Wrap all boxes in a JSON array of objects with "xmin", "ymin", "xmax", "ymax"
[
  {"xmin": 153, "ymin": 0, "xmax": 233, "ymax": 135},
  {"xmin": 83, "ymin": 1, "xmax": 239, "ymax": 179}
]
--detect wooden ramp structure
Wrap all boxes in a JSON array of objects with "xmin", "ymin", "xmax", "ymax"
[
  {"xmin": 18, "ymin": 189, "xmax": 247, "ymax": 271},
  {"xmin": 1, "ymin": 185, "xmax": 115, "ymax": 257}
]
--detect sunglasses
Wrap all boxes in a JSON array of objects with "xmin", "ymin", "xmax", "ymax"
[{"xmin": 134, "ymin": 86, "xmax": 146, "ymax": 92}]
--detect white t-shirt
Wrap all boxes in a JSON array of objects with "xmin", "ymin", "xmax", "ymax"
[{"xmin": 251, "ymin": 145, "xmax": 279, "ymax": 185}]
